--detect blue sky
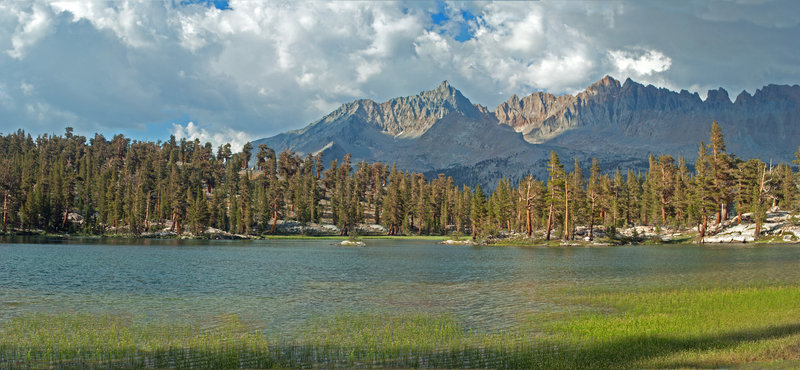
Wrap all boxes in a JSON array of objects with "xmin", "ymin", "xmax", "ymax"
[
  {"xmin": 0, "ymin": 0, "xmax": 798, "ymax": 150},
  {"xmin": 430, "ymin": 1, "xmax": 476, "ymax": 42}
]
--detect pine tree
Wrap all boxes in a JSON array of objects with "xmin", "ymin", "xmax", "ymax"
[
  {"xmin": 414, "ymin": 174, "xmax": 429, "ymax": 235},
  {"xmin": 612, "ymin": 168, "xmax": 626, "ymax": 228},
  {"xmin": 493, "ymin": 178, "xmax": 514, "ymax": 232},
  {"xmin": 673, "ymin": 156, "xmax": 691, "ymax": 226},
  {"xmin": 752, "ymin": 161, "xmax": 768, "ymax": 239},
  {"xmin": 241, "ymin": 142, "xmax": 253, "ymax": 170},
  {"xmin": 776, "ymin": 163, "xmax": 795, "ymax": 210},
  {"xmin": 567, "ymin": 158, "xmax": 585, "ymax": 240},
  {"xmin": 587, "ymin": 159, "xmax": 601, "ymax": 241},
  {"xmin": 709, "ymin": 121, "xmax": 733, "ymax": 224},
  {"xmin": 692, "ymin": 142, "xmax": 717, "ymax": 241},
  {"xmin": 545, "ymin": 151, "xmax": 565, "ymax": 240},
  {"xmin": 625, "ymin": 170, "xmax": 641, "ymax": 226},
  {"xmin": 381, "ymin": 165, "xmax": 405, "ymax": 235},
  {"xmin": 470, "ymin": 185, "xmax": 487, "ymax": 239},
  {"xmin": 655, "ymin": 155, "xmax": 676, "ymax": 226}
]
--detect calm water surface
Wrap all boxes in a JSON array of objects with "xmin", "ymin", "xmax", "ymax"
[{"xmin": 2, "ymin": 237, "xmax": 800, "ymax": 333}]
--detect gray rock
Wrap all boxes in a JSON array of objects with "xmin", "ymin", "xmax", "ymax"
[{"xmin": 253, "ymin": 77, "xmax": 800, "ymax": 189}]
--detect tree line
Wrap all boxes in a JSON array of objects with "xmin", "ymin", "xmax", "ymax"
[{"xmin": 0, "ymin": 122, "xmax": 798, "ymax": 240}]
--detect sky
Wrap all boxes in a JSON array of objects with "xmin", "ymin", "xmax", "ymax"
[{"xmin": 0, "ymin": 0, "xmax": 798, "ymax": 150}]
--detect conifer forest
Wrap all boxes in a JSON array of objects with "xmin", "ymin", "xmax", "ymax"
[{"xmin": 1, "ymin": 122, "xmax": 798, "ymax": 240}]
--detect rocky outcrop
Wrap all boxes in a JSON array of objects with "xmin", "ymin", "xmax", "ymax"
[{"xmin": 704, "ymin": 211, "xmax": 800, "ymax": 243}]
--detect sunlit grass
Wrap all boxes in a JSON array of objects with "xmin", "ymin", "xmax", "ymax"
[
  {"xmin": 3, "ymin": 286, "xmax": 800, "ymax": 368},
  {"xmin": 548, "ymin": 285, "xmax": 800, "ymax": 368}
]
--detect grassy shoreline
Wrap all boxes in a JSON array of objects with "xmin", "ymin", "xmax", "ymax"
[{"xmin": 3, "ymin": 284, "xmax": 800, "ymax": 368}]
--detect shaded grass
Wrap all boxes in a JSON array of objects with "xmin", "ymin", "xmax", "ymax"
[{"xmin": 3, "ymin": 286, "xmax": 800, "ymax": 368}]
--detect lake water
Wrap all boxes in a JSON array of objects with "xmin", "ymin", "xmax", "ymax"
[{"xmin": 2, "ymin": 237, "xmax": 800, "ymax": 335}]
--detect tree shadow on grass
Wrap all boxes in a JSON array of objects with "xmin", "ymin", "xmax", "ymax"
[
  {"xmin": 3, "ymin": 323, "xmax": 800, "ymax": 369},
  {"xmin": 563, "ymin": 322, "xmax": 800, "ymax": 369}
]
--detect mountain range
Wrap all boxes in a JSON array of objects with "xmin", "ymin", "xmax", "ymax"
[{"xmin": 253, "ymin": 76, "xmax": 800, "ymax": 188}]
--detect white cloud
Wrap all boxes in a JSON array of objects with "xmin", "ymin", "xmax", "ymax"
[
  {"xmin": 0, "ymin": 0, "xmax": 796, "ymax": 142},
  {"xmin": 608, "ymin": 49, "xmax": 672, "ymax": 76},
  {"xmin": 527, "ymin": 52, "xmax": 595, "ymax": 92},
  {"xmin": 171, "ymin": 121, "xmax": 251, "ymax": 152},
  {"xmin": 50, "ymin": 0, "xmax": 162, "ymax": 48},
  {"xmin": 506, "ymin": 12, "xmax": 544, "ymax": 52},
  {"xmin": 20, "ymin": 81, "xmax": 34, "ymax": 96},
  {"xmin": 7, "ymin": 3, "xmax": 53, "ymax": 59}
]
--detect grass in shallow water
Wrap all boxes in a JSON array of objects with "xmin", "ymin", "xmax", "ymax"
[{"xmin": 3, "ymin": 286, "xmax": 800, "ymax": 368}]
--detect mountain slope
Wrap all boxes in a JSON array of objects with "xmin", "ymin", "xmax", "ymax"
[
  {"xmin": 495, "ymin": 76, "xmax": 800, "ymax": 161},
  {"xmin": 253, "ymin": 82, "xmax": 565, "ymax": 185},
  {"xmin": 254, "ymin": 77, "xmax": 800, "ymax": 188}
]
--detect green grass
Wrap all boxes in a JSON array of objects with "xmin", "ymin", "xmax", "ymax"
[
  {"xmin": 4, "ymin": 285, "xmax": 800, "ymax": 368},
  {"xmin": 0, "ymin": 313, "xmax": 275, "ymax": 368},
  {"xmin": 549, "ymin": 286, "xmax": 800, "ymax": 368}
]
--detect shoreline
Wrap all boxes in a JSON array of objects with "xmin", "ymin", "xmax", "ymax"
[
  {"xmin": 0, "ymin": 231, "xmax": 450, "ymax": 242},
  {"xmin": 3, "ymin": 230, "xmax": 800, "ymax": 247},
  {"xmin": 2, "ymin": 209, "xmax": 798, "ymax": 246}
]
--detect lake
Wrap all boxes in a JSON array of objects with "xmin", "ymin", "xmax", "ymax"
[{"xmin": 2, "ymin": 237, "xmax": 800, "ymax": 336}]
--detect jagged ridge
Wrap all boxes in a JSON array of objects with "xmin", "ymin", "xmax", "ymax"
[
  {"xmin": 254, "ymin": 77, "xmax": 800, "ymax": 188},
  {"xmin": 313, "ymin": 81, "xmax": 485, "ymax": 138}
]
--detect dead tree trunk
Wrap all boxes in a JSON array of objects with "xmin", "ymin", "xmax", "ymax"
[
  {"xmin": 754, "ymin": 221, "xmax": 761, "ymax": 240},
  {"xmin": 700, "ymin": 214, "xmax": 708, "ymax": 243},
  {"xmin": 2, "ymin": 192, "xmax": 8, "ymax": 232},
  {"xmin": 526, "ymin": 206, "xmax": 532, "ymax": 237},
  {"xmin": 563, "ymin": 185, "xmax": 570, "ymax": 241},
  {"xmin": 145, "ymin": 194, "xmax": 151, "ymax": 231},
  {"xmin": 546, "ymin": 204, "xmax": 553, "ymax": 241},
  {"xmin": 721, "ymin": 203, "xmax": 728, "ymax": 223}
]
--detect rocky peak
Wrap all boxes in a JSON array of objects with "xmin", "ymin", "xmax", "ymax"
[
  {"xmin": 752, "ymin": 84, "xmax": 800, "ymax": 102},
  {"xmin": 431, "ymin": 80, "xmax": 455, "ymax": 96},
  {"xmin": 318, "ymin": 81, "xmax": 481, "ymax": 138},
  {"xmin": 587, "ymin": 75, "xmax": 621, "ymax": 92},
  {"xmin": 734, "ymin": 90, "xmax": 753, "ymax": 105},
  {"xmin": 705, "ymin": 88, "xmax": 732, "ymax": 108},
  {"xmin": 621, "ymin": 77, "xmax": 638, "ymax": 89},
  {"xmin": 599, "ymin": 75, "xmax": 619, "ymax": 86},
  {"xmin": 494, "ymin": 90, "xmax": 577, "ymax": 142},
  {"xmin": 416, "ymin": 80, "xmax": 478, "ymax": 114}
]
